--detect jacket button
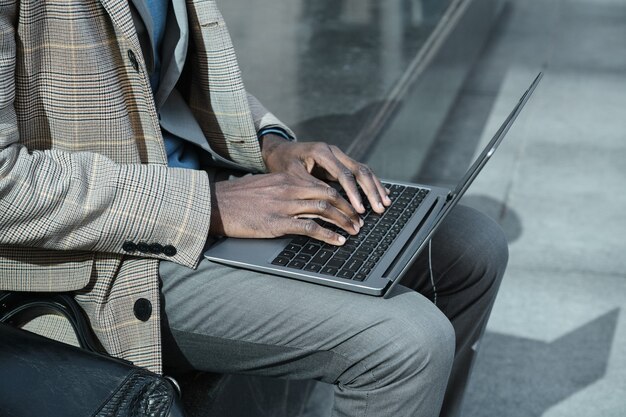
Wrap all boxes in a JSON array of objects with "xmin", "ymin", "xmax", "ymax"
[
  {"xmin": 122, "ymin": 241, "xmax": 137, "ymax": 252},
  {"xmin": 134, "ymin": 298, "xmax": 152, "ymax": 322},
  {"xmin": 136, "ymin": 242, "xmax": 150, "ymax": 253},
  {"xmin": 163, "ymin": 245, "xmax": 177, "ymax": 257},
  {"xmin": 149, "ymin": 243, "xmax": 164, "ymax": 254},
  {"xmin": 127, "ymin": 49, "xmax": 139, "ymax": 72}
]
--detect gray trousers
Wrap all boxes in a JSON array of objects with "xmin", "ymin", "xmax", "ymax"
[{"xmin": 160, "ymin": 205, "xmax": 508, "ymax": 417}]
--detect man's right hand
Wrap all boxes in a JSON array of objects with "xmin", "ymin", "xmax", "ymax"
[{"xmin": 209, "ymin": 173, "xmax": 364, "ymax": 245}]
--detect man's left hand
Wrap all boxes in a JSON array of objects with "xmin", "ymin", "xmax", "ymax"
[{"xmin": 261, "ymin": 135, "xmax": 391, "ymax": 215}]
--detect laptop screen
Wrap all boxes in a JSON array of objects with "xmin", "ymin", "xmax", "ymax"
[{"xmin": 448, "ymin": 72, "xmax": 543, "ymax": 203}]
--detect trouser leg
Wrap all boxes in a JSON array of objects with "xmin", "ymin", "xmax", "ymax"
[
  {"xmin": 402, "ymin": 205, "xmax": 509, "ymax": 417},
  {"xmin": 160, "ymin": 263, "xmax": 454, "ymax": 417}
]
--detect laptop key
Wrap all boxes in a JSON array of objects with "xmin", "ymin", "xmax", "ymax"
[
  {"xmin": 279, "ymin": 250, "xmax": 296, "ymax": 259},
  {"xmin": 271, "ymin": 257, "xmax": 290, "ymax": 266},
  {"xmin": 301, "ymin": 243, "xmax": 321, "ymax": 256},
  {"xmin": 295, "ymin": 254, "xmax": 311, "ymax": 262},
  {"xmin": 327, "ymin": 259, "xmax": 345, "ymax": 269},
  {"xmin": 332, "ymin": 251, "xmax": 351, "ymax": 261},
  {"xmin": 337, "ymin": 269, "xmax": 355, "ymax": 279},
  {"xmin": 352, "ymin": 251, "xmax": 369, "ymax": 260},
  {"xmin": 285, "ymin": 244, "xmax": 302, "ymax": 252},
  {"xmin": 353, "ymin": 234, "xmax": 367, "ymax": 242},
  {"xmin": 342, "ymin": 243, "xmax": 358, "ymax": 252},
  {"xmin": 363, "ymin": 261, "xmax": 376, "ymax": 270},
  {"xmin": 291, "ymin": 236, "xmax": 309, "ymax": 246},
  {"xmin": 322, "ymin": 243, "xmax": 340, "ymax": 252},
  {"xmin": 320, "ymin": 266, "xmax": 339, "ymax": 276},
  {"xmin": 359, "ymin": 242, "xmax": 372, "ymax": 252},
  {"xmin": 287, "ymin": 260, "xmax": 306, "ymax": 269},
  {"xmin": 311, "ymin": 250, "xmax": 333, "ymax": 265},
  {"xmin": 344, "ymin": 258, "xmax": 362, "ymax": 272},
  {"xmin": 354, "ymin": 273, "xmax": 367, "ymax": 281},
  {"xmin": 304, "ymin": 263, "xmax": 322, "ymax": 273}
]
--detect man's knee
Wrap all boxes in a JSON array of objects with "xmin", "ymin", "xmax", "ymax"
[
  {"xmin": 442, "ymin": 205, "xmax": 509, "ymax": 292},
  {"xmin": 401, "ymin": 298, "xmax": 456, "ymax": 378},
  {"xmin": 468, "ymin": 206, "xmax": 509, "ymax": 290},
  {"xmin": 345, "ymin": 294, "xmax": 455, "ymax": 388}
]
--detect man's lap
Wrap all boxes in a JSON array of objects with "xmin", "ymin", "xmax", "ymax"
[
  {"xmin": 158, "ymin": 205, "xmax": 501, "ymax": 373},
  {"xmin": 158, "ymin": 205, "xmax": 507, "ymax": 416},
  {"xmin": 159, "ymin": 254, "xmax": 450, "ymax": 380}
]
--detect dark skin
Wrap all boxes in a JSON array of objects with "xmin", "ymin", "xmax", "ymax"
[{"xmin": 209, "ymin": 134, "xmax": 392, "ymax": 245}]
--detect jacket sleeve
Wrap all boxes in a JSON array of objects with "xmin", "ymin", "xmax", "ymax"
[
  {"xmin": 0, "ymin": 5, "xmax": 211, "ymax": 269},
  {"xmin": 247, "ymin": 93, "xmax": 297, "ymax": 141}
]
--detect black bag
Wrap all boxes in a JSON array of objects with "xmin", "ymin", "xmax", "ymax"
[{"xmin": 0, "ymin": 292, "xmax": 186, "ymax": 417}]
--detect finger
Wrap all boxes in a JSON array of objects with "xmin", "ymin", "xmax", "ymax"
[
  {"xmin": 309, "ymin": 146, "xmax": 365, "ymax": 214},
  {"xmin": 331, "ymin": 147, "xmax": 390, "ymax": 213},
  {"xmin": 354, "ymin": 163, "xmax": 387, "ymax": 213},
  {"xmin": 290, "ymin": 199, "xmax": 359, "ymax": 235},
  {"xmin": 290, "ymin": 180, "xmax": 362, "ymax": 227},
  {"xmin": 287, "ymin": 218, "xmax": 346, "ymax": 246}
]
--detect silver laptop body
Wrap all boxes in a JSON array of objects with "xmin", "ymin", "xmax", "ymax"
[{"xmin": 204, "ymin": 73, "xmax": 542, "ymax": 297}]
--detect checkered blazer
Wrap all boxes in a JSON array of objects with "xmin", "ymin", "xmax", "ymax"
[{"xmin": 0, "ymin": 0, "xmax": 287, "ymax": 373}]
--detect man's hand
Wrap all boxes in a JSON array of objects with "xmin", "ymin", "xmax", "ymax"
[
  {"xmin": 261, "ymin": 135, "xmax": 391, "ymax": 214},
  {"xmin": 209, "ymin": 173, "xmax": 362, "ymax": 245}
]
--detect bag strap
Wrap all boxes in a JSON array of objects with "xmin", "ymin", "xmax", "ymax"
[{"xmin": 0, "ymin": 292, "xmax": 106, "ymax": 354}]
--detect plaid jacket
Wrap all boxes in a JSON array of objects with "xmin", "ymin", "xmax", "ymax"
[{"xmin": 0, "ymin": 0, "xmax": 286, "ymax": 373}]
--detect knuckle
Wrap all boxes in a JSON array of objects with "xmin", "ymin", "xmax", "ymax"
[
  {"xmin": 317, "ymin": 200, "xmax": 329, "ymax": 212},
  {"xmin": 303, "ymin": 220, "xmax": 317, "ymax": 234},
  {"xmin": 358, "ymin": 164, "xmax": 372, "ymax": 176},
  {"xmin": 341, "ymin": 168, "xmax": 354, "ymax": 179},
  {"xmin": 326, "ymin": 187, "xmax": 339, "ymax": 200}
]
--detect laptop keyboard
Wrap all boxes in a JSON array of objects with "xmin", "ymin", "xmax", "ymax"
[{"xmin": 271, "ymin": 183, "xmax": 429, "ymax": 281}]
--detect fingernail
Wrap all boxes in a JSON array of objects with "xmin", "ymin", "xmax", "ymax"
[
  {"xmin": 353, "ymin": 223, "xmax": 360, "ymax": 232},
  {"xmin": 377, "ymin": 202, "xmax": 384, "ymax": 210},
  {"xmin": 384, "ymin": 196, "xmax": 392, "ymax": 204},
  {"xmin": 359, "ymin": 203, "xmax": 365, "ymax": 212},
  {"xmin": 338, "ymin": 236, "xmax": 346, "ymax": 244},
  {"xmin": 359, "ymin": 218, "xmax": 364, "ymax": 227}
]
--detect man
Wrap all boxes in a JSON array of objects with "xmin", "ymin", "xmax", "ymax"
[{"xmin": 0, "ymin": 1, "xmax": 508, "ymax": 416}]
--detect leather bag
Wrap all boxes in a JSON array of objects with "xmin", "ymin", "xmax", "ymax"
[{"xmin": 0, "ymin": 292, "xmax": 186, "ymax": 417}]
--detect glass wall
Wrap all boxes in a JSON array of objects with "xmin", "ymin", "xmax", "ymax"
[{"xmin": 221, "ymin": 0, "xmax": 452, "ymax": 151}]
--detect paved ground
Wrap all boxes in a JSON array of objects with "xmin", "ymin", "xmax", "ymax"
[{"xmin": 442, "ymin": 1, "xmax": 626, "ymax": 415}]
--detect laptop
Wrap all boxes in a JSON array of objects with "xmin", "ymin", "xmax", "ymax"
[{"xmin": 205, "ymin": 73, "xmax": 542, "ymax": 297}]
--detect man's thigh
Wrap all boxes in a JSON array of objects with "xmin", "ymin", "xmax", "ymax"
[{"xmin": 159, "ymin": 258, "xmax": 450, "ymax": 383}]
